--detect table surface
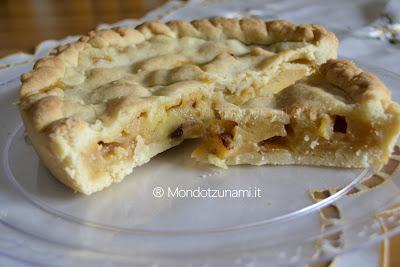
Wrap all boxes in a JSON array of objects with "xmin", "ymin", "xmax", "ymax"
[
  {"xmin": 0, "ymin": 0, "xmax": 167, "ymax": 57},
  {"xmin": 0, "ymin": 1, "xmax": 399, "ymax": 266}
]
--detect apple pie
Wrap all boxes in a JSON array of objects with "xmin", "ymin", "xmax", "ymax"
[{"xmin": 19, "ymin": 18, "xmax": 396, "ymax": 195}]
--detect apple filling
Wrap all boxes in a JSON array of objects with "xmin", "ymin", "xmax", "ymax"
[
  {"xmin": 83, "ymin": 92, "xmax": 213, "ymax": 177},
  {"xmin": 191, "ymin": 111, "xmax": 364, "ymax": 169}
]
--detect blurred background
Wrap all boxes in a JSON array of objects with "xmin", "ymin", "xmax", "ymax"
[{"xmin": 0, "ymin": 0, "xmax": 167, "ymax": 57}]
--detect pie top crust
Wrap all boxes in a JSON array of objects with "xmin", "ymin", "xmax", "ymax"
[
  {"xmin": 19, "ymin": 19, "xmax": 338, "ymax": 126},
  {"xmin": 321, "ymin": 60, "xmax": 391, "ymax": 106}
]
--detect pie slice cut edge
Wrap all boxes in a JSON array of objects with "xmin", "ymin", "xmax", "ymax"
[{"xmin": 192, "ymin": 59, "xmax": 400, "ymax": 170}]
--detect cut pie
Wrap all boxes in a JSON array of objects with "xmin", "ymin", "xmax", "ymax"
[
  {"xmin": 18, "ymin": 18, "xmax": 352, "ymax": 194},
  {"xmin": 192, "ymin": 60, "xmax": 400, "ymax": 169}
]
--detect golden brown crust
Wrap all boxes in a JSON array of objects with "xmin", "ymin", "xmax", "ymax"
[
  {"xmin": 320, "ymin": 59, "xmax": 391, "ymax": 105},
  {"xmin": 29, "ymin": 95, "xmax": 63, "ymax": 131}
]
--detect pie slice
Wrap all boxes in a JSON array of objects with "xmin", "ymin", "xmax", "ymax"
[
  {"xmin": 18, "ymin": 19, "xmax": 339, "ymax": 194},
  {"xmin": 192, "ymin": 60, "xmax": 400, "ymax": 169}
]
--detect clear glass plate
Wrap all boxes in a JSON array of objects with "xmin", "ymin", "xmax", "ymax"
[{"xmin": 0, "ymin": 60, "xmax": 399, "ymax": 266}]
